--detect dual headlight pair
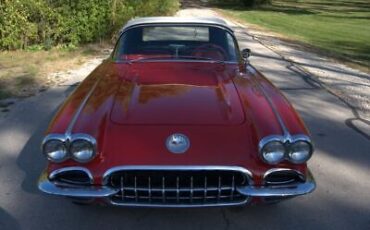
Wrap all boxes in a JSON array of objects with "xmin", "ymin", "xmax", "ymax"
[
  {"xmin": 42, "ymin": 134, "xmax": 97, "ymax": 163},
  {"xmin": 259, "ymin": 135, "xmax": 313, "ymax": 164}
]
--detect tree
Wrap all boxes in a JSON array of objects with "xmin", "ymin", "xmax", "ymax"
[{"xmin": 241, "ymin": 0, "xmax": 271, "ymax": 6}]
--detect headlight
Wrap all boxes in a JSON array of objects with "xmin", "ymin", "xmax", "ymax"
[
  {"xmin": 288, "ymin": 141, "xmax": 312, "ymax": 164},
  {"xmin": 43, "ymin": 140, "xmax": 68, "ymax": 163},
  {"xmin": 260, "ymin": 141, "xmax": 286, "ymax": 164},
  {"xmin": 70, "ymin": 139, "xmax": 96, "ymax": 163}
]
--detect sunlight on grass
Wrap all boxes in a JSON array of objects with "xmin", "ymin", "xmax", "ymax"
[
  {"xmin": 0, "ymin": 42, "xmax": 111, "ymax": 100},
  {"xmin": 218, "ymin": 0, "xmax": 370, "ymax": 69}
]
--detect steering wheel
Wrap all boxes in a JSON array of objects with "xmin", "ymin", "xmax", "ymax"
[
  {"xmin": 192, "ymin": 43, "xmax": 228, "ymax": 61},
  {"xmin": 169, "ymin": 44, "xmax": 186, "ymax": 58}
]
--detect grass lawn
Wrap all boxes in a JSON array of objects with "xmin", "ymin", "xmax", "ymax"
[
  {"xmin": 217, "ymin": 0, "xmax": 370, "ymax": 70},
  {"xmin": 0, "ymin": 43, "xmax": 110, "ymax": 100}
]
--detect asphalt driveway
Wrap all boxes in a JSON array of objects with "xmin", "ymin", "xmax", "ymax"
[{"xmin": 0, "ymin": 9, "xmax": 369, "ymax": 230}]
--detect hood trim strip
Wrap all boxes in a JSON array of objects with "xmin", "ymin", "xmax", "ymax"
[
  {"xmin": 247, "ymin": 66, "xmax": 290, "ymax": 137},
  {"xmin": 65, "ymin": 80, "xmax": 100, "ymax": 136}
]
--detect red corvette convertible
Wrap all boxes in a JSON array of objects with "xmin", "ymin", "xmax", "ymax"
[{"xmin": 38, "ymin": 17, "xmax": 315, "ymax": 207}]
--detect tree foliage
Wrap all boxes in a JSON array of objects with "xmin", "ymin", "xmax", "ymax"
[
  {"xmin": 241, "ymin": 0, "xmax": 271, "ymax": 6},
  {"xmin": 0, "ymin": 0, "xmax": 179, "ymax": 50},
  {"xmin": 211, "ymin": 0, "xmax": 271, "ymax": 7}
]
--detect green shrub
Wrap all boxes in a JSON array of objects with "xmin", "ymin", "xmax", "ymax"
[
  {"xmin": 210, "ymin": 0, "xmax": 271, "ymax": 7},
  {"xmin": 0, "ymin": 0, "xmax": 180, "ymax": 50},
  {"xmin": 241, "ymin": 0, "xmax": 271, "ymax": 6}
]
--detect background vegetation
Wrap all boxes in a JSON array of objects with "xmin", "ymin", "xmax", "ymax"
[
  {"xmin": 212, "ymin": 0, "xmax": 271, "ymax": 7},
  {"xmin": 0, "ymin": 0, "xmax": 179, "ymax": 101},
  {"xmin": 216, "ymin": 0, "xmax": 370, "ymax": 70},
  {"xmin": 0, "ymin": 0, "xmax": 179, "ymax": 50}
]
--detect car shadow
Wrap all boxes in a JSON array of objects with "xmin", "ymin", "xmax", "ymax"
[
  {"xmin": 16, "ymin": 83, "xmax": 79, "ymax": 195},
  {"xmin": 0, "ymin": 207, "xmax": 21, "ymax": 230}
]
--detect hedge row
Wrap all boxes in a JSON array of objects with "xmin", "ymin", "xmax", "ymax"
[
  {"xmin": 211, "ymin": 0, "xmax": 271, "ymax": 7},
  {"xmin": 240, "ymin": 0, "xmax": 271, "ymax": 6},
  {"xmin": 0, "ymin": 0, "xmax": 179, "ymax": 50}
]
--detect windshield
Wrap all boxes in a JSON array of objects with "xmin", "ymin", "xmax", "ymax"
[{"xmin": 113, "ymin": 25, "xmax": 240, "ymax": 62}]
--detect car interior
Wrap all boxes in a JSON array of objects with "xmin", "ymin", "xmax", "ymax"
[{"xmin": 114, "ymin": 25, "xmax": 238, "ymax": 62}]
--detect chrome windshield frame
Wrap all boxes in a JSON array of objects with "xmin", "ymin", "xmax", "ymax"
[{"xmin": 111, "ymin": 23, "xmax": 242, "ymax": 63}]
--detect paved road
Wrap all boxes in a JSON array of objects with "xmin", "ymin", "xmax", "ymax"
[{"xmin": 1, "ymin": 10, "xmax": 370, "ymax": 230}]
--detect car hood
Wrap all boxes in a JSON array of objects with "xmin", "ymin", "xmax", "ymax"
[
  {"xmin": 47, "ymin": 62, "xmax": 309, "ymax": 181},
  {"xmin": 110, "ymin": 62, "xmax": 245, "ymax": 125}
]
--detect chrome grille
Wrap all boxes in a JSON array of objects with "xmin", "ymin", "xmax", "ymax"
[{"xmin": 106, "ymin": 169, "xmax": 249, "ymax": 206}]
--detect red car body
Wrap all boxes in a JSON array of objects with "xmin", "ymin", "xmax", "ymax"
[{"xmin": 39, "ymin": 17, "xmax": 315, "ymax": 207}]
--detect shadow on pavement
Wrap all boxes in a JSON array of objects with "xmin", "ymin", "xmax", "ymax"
[
  {"xmin": 0, "ymin": 208, "xmax": 21, "ymax": 230},
  {"xmin": 16, "ymin": 84, "xmax": 78, "ymax": 195}
]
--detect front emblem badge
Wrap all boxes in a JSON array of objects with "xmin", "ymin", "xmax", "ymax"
[{"xmin": 166, "ymin": 133, "xmax": 190, "ymax": 154}]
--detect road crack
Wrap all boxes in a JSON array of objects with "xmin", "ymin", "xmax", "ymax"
[{"xmin": 221, "ymin": 209, "xmax": 231, "ymax": 230}]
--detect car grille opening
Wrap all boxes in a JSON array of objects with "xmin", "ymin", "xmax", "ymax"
[
  {"xmin": 106, "ymin": 169, "xmax": 249, "ymax": 206},
  {"xmin": 51, "ymin": 170, "xmax": 91, "ymax": 185},
  {"xmin": 264, "ymin": 169, "xmax": 305, "ymax": 185}
]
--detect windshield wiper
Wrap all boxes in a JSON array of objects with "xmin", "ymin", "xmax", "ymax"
[
  {"xmin": 129, "ymin": 56, "xmax": 174, "ymax": 63},
  {"xmin": 177, "ymin": 56, "xmax": 225, "ymax": 63},
  {"xmin": 128, "ymin": 55, "xmax": 225, "ymax": 63}
]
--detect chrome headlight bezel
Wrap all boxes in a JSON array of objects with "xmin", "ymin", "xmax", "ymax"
[
  {"xmin": 259, "ymin": 135, "xmax": 313, "ymax": 165},
  {"xmin": 70, "ymin": 134, "xmax": 97, "ymax": 163},
  {"xmin": 288, "ymin": 140, "xmax": 313, "ymax": 164},
  {"xmin": 259, "ymin": 138, "xmax": 286, "ymax": 164},
  {"xmin": 42, "ymin": 134, "xmax": 68, "ymax": 163},
  {"xmin": 41, "ymin": 133, "xmax": 97, "ymax": 163}
]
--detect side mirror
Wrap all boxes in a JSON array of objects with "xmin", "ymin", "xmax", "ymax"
[{"xmin": 242, "ymin": 48, "xmax": 251, "ymax": 60}]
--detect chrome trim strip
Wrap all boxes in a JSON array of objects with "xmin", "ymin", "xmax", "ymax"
[
  {"xmin": 263, "ymin": 168, "xmax": 305, "ymax": 185},
  {"xmin": 49, "ymin": 167, "xmax": 94, "ymax": 184},
  {"xmin": 237, "ymin": 170, "xmax": 315, "ymax": 197},
  {"xmin": 122, "ymin": 17, "xmax": 229, "ymax": 31},
  {"xmin": 108, "ymin": 199, "xmax": 249, "ymax": 208},
  {"xmin": 102, "ymin": 165, "xmax": 254, "ymax": 185},
  {"xmin": 248, "ymin": 65, "xmax": 289, "ymax": 137},
  {"xmin": 65, "ymin": 80, "xmax": 100, "ymax": 136},
  {"xmin": 114, "ymin": 60, "xmax": 238, "ymax": 64},
  {"xmin": 121, "ymin": 23, "xmax": 234, "ymax": 35}
]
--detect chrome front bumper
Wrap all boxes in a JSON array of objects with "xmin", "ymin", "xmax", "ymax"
[
  {"xmin": 38, "ymin": 169, "xmax": 316, "ymax": 206},
  {"xmin": 238, "ymin": 171, "xmax": 316, "ymax": 197}
]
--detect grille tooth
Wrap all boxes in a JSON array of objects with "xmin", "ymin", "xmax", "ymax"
[
  {"xmin": 217, "ymin": 176, "xmax": 222, "ymax": 201},
  {"xmin": 204, "ymin": 176, "xmax": 208, "ymax": 202},
  {"xmin": 231, "ymin": 175, "xmax": 235, "ymax": 201},
  {"xmin": 120, "ymin": 176, "xmax": 124, "ymax": 201},
  {"xmin": 176, "ymin": 177, "xmax": 180, "ymax": 203},
  {"xmin": 190, "ymin": 176, "xmax": 194, "ymax": 203},
  {"xmin": 162, "ymin": 176, "xmax": 166, "ymax": 203},
  {"xmin": 134, "ymin": 176, "xmax": 138, "ymax": 202},
  {"xmin": 108, "ymin": 170, "xmax": 248, "ymax": 206},
  {"xmin": 148, "ymin": 177, "xmax": 152, "ymax": 202}
]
